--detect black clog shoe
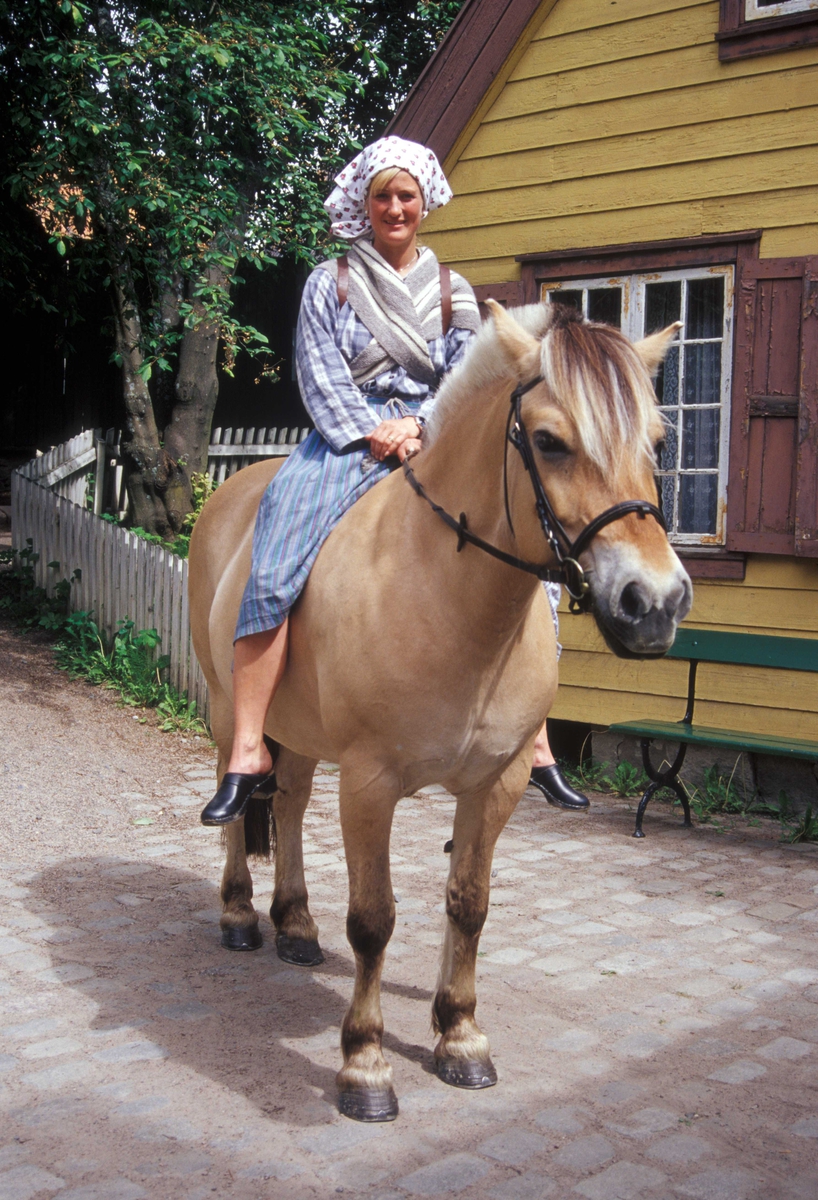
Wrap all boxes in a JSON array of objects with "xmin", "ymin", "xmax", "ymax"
[{"xmin": 529, "ymin": 763, "xmax": 590, "ymax": 811}]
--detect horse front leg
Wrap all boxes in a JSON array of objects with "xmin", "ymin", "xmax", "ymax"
[
  {"xmin": 269, "ymin": 749, "xmax": 323, "ymax": 966},
  {"xmin": 434, "ymin": 756, "xmax": 530, "ymax": 1088},
  {"xmin": 336, "ymin": 770, "xmax": 400, "ymax": 1123}
]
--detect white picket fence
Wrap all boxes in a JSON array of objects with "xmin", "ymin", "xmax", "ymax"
[{"xmin": 10, "ymin": 425, "xmax": 311, "ymax": 725}]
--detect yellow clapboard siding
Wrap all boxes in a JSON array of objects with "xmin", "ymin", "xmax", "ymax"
[
  {"xmin": 761, "ymin": 224, "xmax": 818, "ymax": 257},
  {"xmin": 688, "ymin": 589, "xmax": 818, "ymax": 633},
  {"xmin": 733, "ymin": 555, "xmax": 818, "ymax": 592},
  {"xmin": 424, "ymin": 200, "xmax": 702, "ymax": 264},
  {"xmin": 424, "ymin": 180, "xmax": 818, "ymax": 267},
  {"xmin": 703, "ymin": 187, "xmax": 818, "ymax": 235},
  {"xmin": 434, "ymin": 256, "xmax": 522, "ymax": 285},
  {"xmin": 492, "ymin": 42, "xmax": 818, "ymax": 121},
  {"xmin": 512, "ymin": 3, "xmax": 715, "ymax": 79},
  {"xmin": 443, "ymin": 146, "xmax": 818, "ymax": 220},
  {"xmin": 465, "ymin": 66, "xmax": 818, "ymax": 159},
  {"xmin": 551, "ymin": 684, "xmax": 818, "ymax": 740},
  {"xmin": 537, "ymin": 0, "xmax": 706, "ymax": 39},
  {"xmin": 452, "ymin": 108, "xmax": 818, "ymax": 194},
  {"xmin": 552, "ymin": 648, "xmax": 818, "ymax": 713}
]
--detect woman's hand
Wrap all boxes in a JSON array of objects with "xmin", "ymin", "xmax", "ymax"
[
  {"xmin": 365, "ymin": 415, "xmax": 421, "ymax": 461},
  {"xmin": 397, "ymin": 438, "xmax": 422, "ymax": 463}
]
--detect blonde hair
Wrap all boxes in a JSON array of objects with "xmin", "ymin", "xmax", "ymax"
[{"xmin": 366, "ymin": 167, "xmax": 425, "ymax": 207}]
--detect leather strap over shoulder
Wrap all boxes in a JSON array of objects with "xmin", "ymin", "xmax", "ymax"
[
  {"xmin": 336, "ymin": 255, "xmax": 349, "ymax": 308},
  {"xmin": 440, "ymin": 264, "xmax": 452, "ymax": 336}
]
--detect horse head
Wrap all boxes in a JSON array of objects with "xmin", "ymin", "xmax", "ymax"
[{"xmin": 485, "ymin": 299, "xmax": 692, "ymax": 658}]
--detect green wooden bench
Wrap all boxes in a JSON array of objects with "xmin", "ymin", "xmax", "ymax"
[{"xmin": 607, "ymin": 628, "xmax": 818, "ymax": 839}]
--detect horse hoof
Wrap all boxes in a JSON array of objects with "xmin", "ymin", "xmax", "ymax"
[
  {"xmin": 221, "ymin": 925, "xmax": 263, "ymax": 952},
  {"xmin": 436, "ymin": 1057, "xmax": 498, "ymax": 1089},
  {"xmin": 338, "ymin": 1087, "xmax": 399, "ymax": 1123},
  {"xmin": 276, "ymin": 933, "xmax": 325, "ymax": 967}
]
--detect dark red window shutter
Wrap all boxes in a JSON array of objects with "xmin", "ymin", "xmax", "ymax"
[
  {"xmin": 796, "ymin": 257, "xmax": 818, "ymax": 557},
  {"xmin": 472, "ymin": 281, "xmax": 524, "ymax": 321},
  {"xmin": 726, "ymin": 257, "xmax": 806, "ymax": 555}
]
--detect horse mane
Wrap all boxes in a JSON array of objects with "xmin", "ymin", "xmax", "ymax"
[{"xmin": 428, "ymin": 302, "xmax": 660, "ymax": 476}]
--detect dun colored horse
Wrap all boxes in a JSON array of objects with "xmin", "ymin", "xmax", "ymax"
[{"xmin": 188, "ymin": 301, "xmax": 691, "ymax": 1122}]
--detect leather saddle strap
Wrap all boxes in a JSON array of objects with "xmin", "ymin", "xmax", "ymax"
[
  {"xmin": 336, "ymin": 255, "xmax": 349, "ymax": 308},
  {"xmin": 440, "ymin": 264, "xmax": 452, "ymax": 335},
  {"xmin": 336, "ymin": 254, "xmax": 451, "ymax": 335}
]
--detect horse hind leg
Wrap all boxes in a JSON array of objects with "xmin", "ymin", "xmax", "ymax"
[
  {"xmin": 270, "ymin": 749, "xmax": 323, "ymax": 966},
  {"xmin": 434, "ymin": 762, "xmax": 528, "ymax": 1088},
  {"xmin": 336, "ymin": 770, "xmax": 400, "ymax": 1123}
]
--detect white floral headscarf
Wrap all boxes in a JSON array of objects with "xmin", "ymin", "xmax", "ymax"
[{"xmin": 324, "ymin": 136, "xmax": 453, "ymax": 241}]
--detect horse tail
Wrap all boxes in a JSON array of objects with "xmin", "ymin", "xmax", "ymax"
[{"xmin": 243, "ymin": 792, "xmax": 277, "ymax": 860}]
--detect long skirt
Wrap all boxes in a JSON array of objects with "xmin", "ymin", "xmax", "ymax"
[{"xmin": 235, "ymin": 400, "xmax": 421, "ymax": 641}]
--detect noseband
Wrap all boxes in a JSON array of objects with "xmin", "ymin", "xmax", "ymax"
[{"xmin": 403, "ymin": 375, "xmax": 666, "ymax": 614}]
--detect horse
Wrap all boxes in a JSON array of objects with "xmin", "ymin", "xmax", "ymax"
[{"xmin": 188, "ymin": 300, "xmax": 691, "ymax": 1123}]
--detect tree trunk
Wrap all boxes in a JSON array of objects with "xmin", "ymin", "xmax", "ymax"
[
  {"xmin": 109, "ymin": 272, "xmax": 176, "ymax": 536},
  {"xmin": 162, "ymin": 263, "xmax": 230, "ymax": 531}
]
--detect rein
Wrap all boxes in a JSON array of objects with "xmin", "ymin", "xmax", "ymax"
[{"xmin": 403, "ymin": 375, "xmax": 666, "ymax": 614}]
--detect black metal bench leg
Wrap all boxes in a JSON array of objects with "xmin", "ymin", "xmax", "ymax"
[
  {"xmin": 632, "ymin": 781, "xmax": 661, "ymax": 839},
  {"xmin": 671, "ymin": 779, "xmax": 693, "ymax": 828},
  {"xmin": 633, "ymin": 738, "xmax": 691, "ymax": 838}
]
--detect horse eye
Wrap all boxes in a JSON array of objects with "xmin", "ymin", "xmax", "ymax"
[
  {"xmin": 655, "ymin": 440, "xmax": 666, "ymax": 467},
  {"xmin": 534, "ymin": 430, "xmax": 569, "ymax": 455}
]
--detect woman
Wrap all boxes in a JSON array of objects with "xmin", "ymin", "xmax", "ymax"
[{"xmin": 201, "ymin": 136, "xmax": 481, "ymax": 826}]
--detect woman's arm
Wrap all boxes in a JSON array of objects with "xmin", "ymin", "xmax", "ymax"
[{"xmin": 295, "ymin": 269, "xmax": 383, "ymax": 453}]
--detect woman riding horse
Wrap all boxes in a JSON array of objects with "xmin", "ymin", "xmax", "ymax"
[{"xmin": 200, "ymin": 137, "xmax": 484, "ymax": 825}]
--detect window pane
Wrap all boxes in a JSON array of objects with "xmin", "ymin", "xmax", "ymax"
[
  {"xmin": 658, "ymin": 410, "xmax": 678, "ymax": 471},
  {"xmin": 655, "ymin": 344, "xmax": 679, "ymax": 405},
  {"xmin": 645, "ymin": 281, "xmax": 681, "ymax": 334},
  {"xmin": 679, "ymin": 474, "xmax": 718, "ymax": 534},
  {"xmin": 682, "ymin": 409, "xmax": 720, "ymax": 469},
  {"xmin": 684, "ymin": 343, "xmax": 721, "ymax": 405},
  {"xmin": 547, "ymin": 289, "xmax": 583, "ymax": 314},
  {"xmin": 587, "ymin": 287, "xmax": 622, "ymax": 327},
  {"xmin": 686, "ymin": 277, "xmax": 723, "ymax": 340},
  {"xmin": 659, "ymin": 474, "xmax": 677, "ymax": 529}
]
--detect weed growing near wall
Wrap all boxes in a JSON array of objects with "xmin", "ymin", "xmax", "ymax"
[{"xmin": 0, "ymin": 542, "xmax": 206, "ymax": 735}]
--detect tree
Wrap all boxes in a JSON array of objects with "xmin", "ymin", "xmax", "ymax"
[{"xmin": 1, "ymin": 0, "xmax": 465, "ymax": 534}]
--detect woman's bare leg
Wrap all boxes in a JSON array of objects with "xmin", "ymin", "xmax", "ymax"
[
  {"xmin": 531, "ymin": 720, "xmax": 556, "ymax": 769},
  {"xmin": 227, "ymin": 620, "xmax": 289, "ymax": 775}
]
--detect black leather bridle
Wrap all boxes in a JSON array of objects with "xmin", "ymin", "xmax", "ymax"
[{"xmin": 403, "ymin": 374, "xmax": 666, "ymax": 614}]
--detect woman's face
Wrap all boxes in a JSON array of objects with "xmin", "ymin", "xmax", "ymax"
[{"xmin": 367, "ymin": 171, "xmax": 424, "ymax": 257}]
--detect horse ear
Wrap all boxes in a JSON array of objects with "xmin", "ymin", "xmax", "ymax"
[
  {"xmin": 485, "ymin": 299, "xmax": 541, "ymax": 376},
  {"xmin": 633, "ymin": 321, "xmax": 683, "ymax": 378}
]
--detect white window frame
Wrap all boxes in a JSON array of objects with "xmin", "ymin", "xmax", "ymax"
[
  {"xmin": 543, "ymin": 266, "xmax": 734, "ymax": 547},
  {"xmin": 746, "ymin": 0, "xmax": 817, "ymax": 18}
]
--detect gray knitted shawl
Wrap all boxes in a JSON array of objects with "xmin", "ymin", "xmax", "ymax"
[{"xmin": 319, "ymin": 242, "xmax": 480, "ymax": 387}]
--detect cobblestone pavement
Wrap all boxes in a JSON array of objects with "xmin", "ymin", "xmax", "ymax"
[{"xmin": 2, "ymin": 623, "xmax": 818, "ymax": 1200}]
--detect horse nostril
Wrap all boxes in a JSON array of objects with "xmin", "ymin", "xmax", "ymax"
[{"xmin": 619, "ymin": 581, "xmax": 651, "ymax": 622}]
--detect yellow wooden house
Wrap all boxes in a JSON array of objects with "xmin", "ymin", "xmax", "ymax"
[{"xmin": 390, "ymin": 0, "xmax": 818, "ymax": 764}]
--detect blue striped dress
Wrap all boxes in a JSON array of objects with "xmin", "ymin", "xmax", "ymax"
[{"xmin": 235, "ymin": 265, "xmax": 476, "ymax": 640}]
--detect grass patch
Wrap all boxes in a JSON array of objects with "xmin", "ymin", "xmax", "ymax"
[{"xmin": 1, "ymin": 540, "xmax": 206, "ymax": 736}]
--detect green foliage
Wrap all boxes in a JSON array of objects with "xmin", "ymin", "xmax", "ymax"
[
  {"xmin": 0, "ymin": 542, "xmax": 206, "ymax": 734},
  {"xmin": 786, "ymin": 804, "xmax": 818, "ymax": 844},
  {"xmin": 1, "ymin": 0, "xmax": 465, "ymax": 361},
  {"xmin": 686, "ymin": 763, "xmax": 745, "ymax": 821},
  {"xmin": 98, "ymin": 470, "xmax": 217, "ymax": 557},
  {"xmin": 559, "ymin": 757, "xmax": 648, "ymax": 798},
  {"xmin": 0, "ymin": 540, "xmax": 80, "ymax": 631},
  {"xmin": 599, "ymin": 760, "xmax": 650, "ymax": 797}
]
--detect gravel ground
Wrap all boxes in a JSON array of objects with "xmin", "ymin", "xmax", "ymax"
[{"xmin": 1, "ymin": 618, "xmax": 818, "ymax": 1200}]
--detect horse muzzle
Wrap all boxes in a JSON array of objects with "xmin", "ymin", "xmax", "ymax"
[{"xmin": 592, "ymin": 562, "xmax": 693, "ymax": 659}]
